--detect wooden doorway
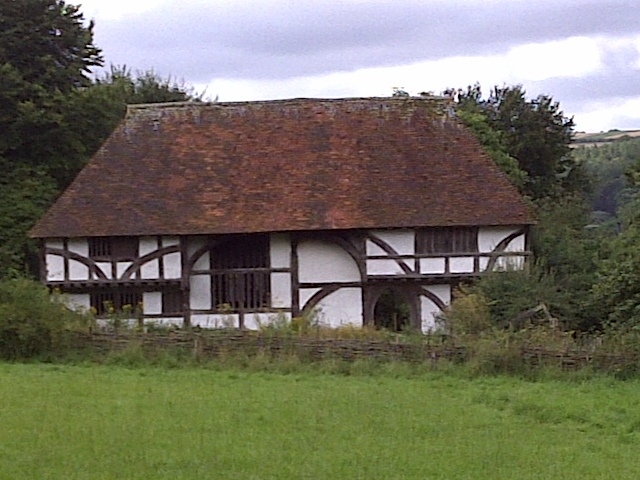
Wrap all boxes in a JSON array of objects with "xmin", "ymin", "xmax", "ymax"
[{"xmin": 373, "ymin": 289, "xmax": 412, "ymax": 332}]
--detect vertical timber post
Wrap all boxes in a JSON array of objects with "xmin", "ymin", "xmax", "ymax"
[{"xmin": 180, "ymin": 236, "xmax": 191, "ymax": 329}]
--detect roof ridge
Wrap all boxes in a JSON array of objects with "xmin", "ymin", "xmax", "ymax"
[{"xmin": 125, "ymin": 95, "xmax": 452, "ymax": 111}]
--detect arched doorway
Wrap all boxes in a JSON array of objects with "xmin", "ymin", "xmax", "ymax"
[{"xmin": 373, "ymin": 289, "xmax": 412, "ymax": 332}]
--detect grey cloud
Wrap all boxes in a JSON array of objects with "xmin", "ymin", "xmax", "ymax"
[
  {"xmin": 93, "ymin": 0, "xmax": 640, "ymax": 82},
  {"xmin": 533, "ymin": 44, "xmax": 640, "ymax": 107}
]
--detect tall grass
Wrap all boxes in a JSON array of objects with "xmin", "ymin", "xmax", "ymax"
[{"xmin": 1, "ymin": 363, "xmax": 640, "ymax": 479}]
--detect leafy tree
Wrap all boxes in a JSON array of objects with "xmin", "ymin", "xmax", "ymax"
[
  {"xmin": 590, "ymin": 224, "xmax": 640, "ymax": 327},
  {"xmin": 451, "ymin": 84, "xmax": 583, "ymax": 199},
  {"xmin": 449, "ymin": 84, "xmax": 606, "ymax": 330},
  {"xmin": 452, "ymin": 86, "xmax": 527, "ymax": 190},
  {"xmin": 0, "ymin": 0, "xmax": 103, "ymax": 185},
  {"xmin": 0, "ymin": 2, "xmax": 197, "ymax": 278},
  {"xmin": 0, "ymin": 0, "xmax": 102, "ymax": 93}
]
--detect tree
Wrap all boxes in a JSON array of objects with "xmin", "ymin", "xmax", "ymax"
[
  {"xmin": 0, "ymin": 0, "xmax": 102, "ymax": 92},
  {"xmin": 451, "ymin": 85, "xmax": 527, "ymax": 190},
  {"xmin": 0, "ymin": 0, "xmax": 103, "ymax": 185},
  {"xmin": 451, "ymin": 84, "xmax": 583, "ymax": 199},
  {"xmin": 590, "ymin": 224, "xmax": 640, "ymax": 327},
  {"xmin": 449, "ymin": 84, "xmax": 605, "ymax": 330},
  {"xmin": 0, "ymin": 2, "xmax": 197, "ymax": 278}
]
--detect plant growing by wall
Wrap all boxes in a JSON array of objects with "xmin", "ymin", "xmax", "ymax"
[{"xmin": 0, "ymin": 277, "xmax": 89, "ymax": 359}]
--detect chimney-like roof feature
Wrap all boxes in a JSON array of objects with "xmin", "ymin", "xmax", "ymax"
[{"xmin": 30, "ymin": 97, "xmax": 533, "ymax": 238}]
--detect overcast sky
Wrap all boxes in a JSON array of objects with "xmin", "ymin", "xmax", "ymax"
[{"xmin": 79, "ymin": 0, "xmax": 640, "ymax": 132}]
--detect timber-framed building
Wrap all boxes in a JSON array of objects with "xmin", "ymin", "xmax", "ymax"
[{"xmin": 30, "ymin": 97, "xmax": 534, "ymax": 332}]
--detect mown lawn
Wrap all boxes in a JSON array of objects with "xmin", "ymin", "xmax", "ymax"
[{"xmin": 1, "ymin": 363, "xmax": 640, "ymax": 479}]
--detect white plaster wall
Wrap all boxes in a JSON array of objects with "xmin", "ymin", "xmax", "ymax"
[
  {"xmin": 271, "ymin": 272, "xmax": 292, "ymax": 308},
  {"xmin": 313, "ymin": 288, "xmax": 363, "ymax": 327},
  {"xmin": 46, "ymin": 239, "xmax": 63, "ymax": 250},
  {"xmin": 96, "ymin": 262, "xmax": 111, "ymax": 279},
  {"xmin": 190, "ymin": 275, "xmax": 211, "ymax": 310},
  {"xmin": 421, "ymin": 297, "xmax": 442, "ymax": 332},
  {"xmin": 299, "ymin": 287, "xmax": 321, "ymax": 311},
  {"xmin": 193, "ymin": 251, "xmax": 209, "ymax": 270},
  {"xmin": 162, "ymin": 236, "xmax": 180, "ymax": 248},
  {"xmin": 145, "ymin": 317, "xmax": 183, "ymax": 327},
  {"xmin": 164, "ymin": 252, "xmax": 182, "ymax": 279},
  {"xmin": 139, "ymin": 237, "xmax": 158, "ymax": 256},
  {"xmin": 68, "ymin": 259, "xmax": 89, "ymax": 281},
  {"xmin": 449, "ymin": 257, "xmax": 475, "ymax": 274},
  {"xmin": 298, "ymin": 240, "xmax": 360, "ymax": 283},
  {"xmin": 270, "ymin": 234, "xmax": 291, "ymax": 268},
  {"xmin": 505, "ymin": 234, "xmax": 525, "ymax": 252},
  {"xmin": 244, "ymin": 312, "xmax": 292, "ymax": 330},
  {"xmin": 64, "ymin": 293, "xmax": 90, "ymax": 312},
  {"xmin": 368, "ymin": 230, "xmax": 414, "ymax": 255},
  {"xmin": 494, "ymin": 256, "xmax": 526, "ymax": 271},
  {"xmin": 420, "ymin": 257, "xmax": 445, "ymax": 274},
  {"xmin": 421, "ymin": 284, "xmax": 451, "ymax": 333},
  {"xmin": 191, "ymin": 313, "xmax": 239, "ymax": 329},
  {"xmin": 366, "ymin": 259, "xmax": 407, "ymax": 276},
  {"xmin": 116, "ymin": 262, "xmax": 133, "ymax": 278},
  {"xmin": 365, "ymin": 241, "xmax": 387, "ymax": 256},
  {"xmin": 479, "ymin": 257, "xmax": 490, "ymax": 272},
  {"xmin": 143, "ymin": 291, "xmax": 162, "ymax": 315},
  {"xmin": 478, "ymin": 227, "xmax": 521, "ymax": 253},
  {"xmin": 46, "ymin": 254, "xmax": 64, "ymax": 281},
  {"xmin": 140, "ymin": 259, "xmax": 159, "ymax": 279},
  {"xmin": 67, "ymin": 238, "xmax": 88, "ymax": 256}
]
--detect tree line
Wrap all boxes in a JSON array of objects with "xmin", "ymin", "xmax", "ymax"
[{"xmin": 3, "ymin": 0, "xmax": 640, "ymax": 333}]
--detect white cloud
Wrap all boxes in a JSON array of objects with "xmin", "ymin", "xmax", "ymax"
[
  {"xmin": 80, "ymin": 0, "xmax": 167, "ymax": 21},
  {"xmin": 506, "ymin": 37, "xmax": 602, "ymax": 81},
  {"xmin": 200, "ymin": 37, "xmax": 603, "ymax": 102},
  {"xmin": 575, "ymin": 97, "xmax": 640, "ymax": 132},
  {"xmin": 79, "ymin": 1, "xmax": 640, "ymax": 132}
]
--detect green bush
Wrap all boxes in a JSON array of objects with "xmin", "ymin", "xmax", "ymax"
[
  {"xmin": 0, "ymin": 277, "xmax": 89, "ymax": 360},
  {"xmin": 441, "ymin": 289, "xmax": 493, "ymax": 336}
]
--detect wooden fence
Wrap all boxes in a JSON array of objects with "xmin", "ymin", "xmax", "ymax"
[{"xmin": 71, "ymin": 330, "xmax": 640, "ymax": 372}]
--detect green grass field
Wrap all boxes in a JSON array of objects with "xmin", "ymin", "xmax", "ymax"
[{"xmin": 2, "ymin": 363, "xmax": 640, "ymax": 479}]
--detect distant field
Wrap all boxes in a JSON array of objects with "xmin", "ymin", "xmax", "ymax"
[
  {"xmin": 2, "ymin": 363, "xmax": 640, "ymax": 479},
  {"xmin": 573, "ymin": 129, "xmax": 640, "ymax": 147}
]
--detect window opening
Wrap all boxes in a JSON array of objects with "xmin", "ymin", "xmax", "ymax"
[
  {"xmin": 162, "ymin": 289, "xmax": 183, "ymax": 315},
  {"xmin": 210, "ymin": 235, "xmax": 270, "ymax": 311},
  {"xmin": 91, "ymin": 289, "xmax": 142, "ymax": 316},
  {"xmin": 417, "ymin": 227, "xmax": 478, "ymax": 254},
  {"xmin": 88, "ymin": 237, "xmax": 137, "ymax": 261}
]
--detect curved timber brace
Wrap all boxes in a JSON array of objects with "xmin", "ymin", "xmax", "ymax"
[
  {"xmin": 120, "ymin": 245, "xmax": 181, "ymax": 280},
  {"xmin": 485, "ymin": 228, "xmax": 527, "ymax": 272},
  {"xmin": 366, "ymin": 233, "xmax": 415, "ymax": 274},
  {"xmin": 44, "ymin": 247, "xmax": 108, "ymax": 281}
]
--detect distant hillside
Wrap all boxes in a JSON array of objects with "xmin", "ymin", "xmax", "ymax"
[
  {"xmin": 573, "ymin": 130, "xmax": 640, "ymax": 148},
  {"xmin": 572, "ymin": 133, "xmax": 640, "ymax": 215}
]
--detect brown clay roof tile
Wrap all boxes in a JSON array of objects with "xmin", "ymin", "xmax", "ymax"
[{"xmin": 30, "ymin": 97, "xmax": 534, "ymax": 238}]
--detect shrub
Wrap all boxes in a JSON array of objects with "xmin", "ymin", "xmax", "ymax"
[
  {"xmin": 0, "ymin": 277, "xmax": 88, "ymax": 360},
  {"xmin": 473, "ymin": 266, "xmax": 563, "ymax": 329},
  {"xmin": 441, "ymin": 289, "xmax": 492, "ymax": 336}
]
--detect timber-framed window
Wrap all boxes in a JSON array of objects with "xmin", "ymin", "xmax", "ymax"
[
  {"xmin": 162, "ymin": 289, "xmax": 183, "ymax": 316},
  {"xmin": 88, "ymin": 237, "xmax": 138, "ymax": 262},
  {"xmin": 91, "ymin": 289, "xmax": 142, "ymax": 316},
  {"xmin": 210, "ymin": 235, "xmax": 270, "ymax": 311},
  {"xmin": 417, "ymin": 227, "xmax": 478, "ymax": 254}
]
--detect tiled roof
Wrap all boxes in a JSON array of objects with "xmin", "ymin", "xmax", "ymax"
[{"xmin": 30, "ymin": 97, "xmax": 534, "ymax": 238}]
